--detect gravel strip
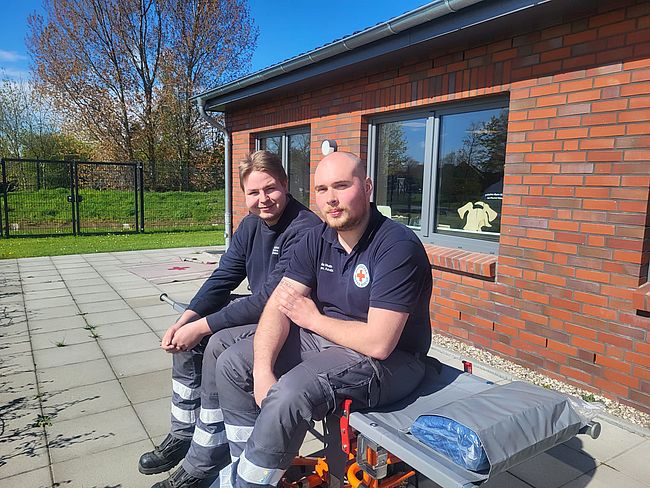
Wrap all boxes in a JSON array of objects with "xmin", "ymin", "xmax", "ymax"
[{"xmin": 430, "ymin": 333, "xmax": 650, "ymax": 430}]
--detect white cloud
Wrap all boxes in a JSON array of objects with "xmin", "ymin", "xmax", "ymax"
[
  {"xmin": 0, "ymin": 66, "xmax": 31, "ymax": 81},
  {"xmin": 0, "ymin": 49, "xmax": 27, "ymax": 62}
]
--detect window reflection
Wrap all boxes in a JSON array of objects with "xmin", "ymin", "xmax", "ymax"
[
  {"xmin": 259, "ymin": 136, "xmax": 282, "ymax": 156},
  {"xmin": 436, "ymin": 108, "xmax": 506, "ymax": 241},
  {"xmin": 288, "ymin": 133, "xmax": 310, "ymax": 207},
  {"xmin": 375, "ymin": 119, "xmax": 426, "ymax": 230},
  {"xmin": 258, "ymin": 131, "xmax": 310, "ymax": 207}
]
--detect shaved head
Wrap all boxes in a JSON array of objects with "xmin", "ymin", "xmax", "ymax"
[
  {"xmin": 316, "ymin": 151, "xmax": 366, "ymax": 181},
  {"xmin": 314, "ymin": 151, "xmax": 372, "ymax": 233}
]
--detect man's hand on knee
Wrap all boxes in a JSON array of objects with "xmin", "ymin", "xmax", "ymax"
[
  {"xmin": 167, "ymin": 319, "xmax": 212, "ymax": 353},
  {"xmin": 161, "ymin": 322, "xmax": 184, "ymax": 352}
]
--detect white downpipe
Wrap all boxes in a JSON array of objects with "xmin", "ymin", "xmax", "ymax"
[{"xmin": 197, "ymin": 97, "xmax": 232, "ymax": 249}]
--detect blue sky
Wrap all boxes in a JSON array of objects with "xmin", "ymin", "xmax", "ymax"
[{"xmin": 0, "ymin": 0, "xmax": 428, "ymax": 81}]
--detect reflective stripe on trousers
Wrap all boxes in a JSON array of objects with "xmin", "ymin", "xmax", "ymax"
[{"xmin": 181, "ymin": 324, "xmax": 257, "ymax": 480}]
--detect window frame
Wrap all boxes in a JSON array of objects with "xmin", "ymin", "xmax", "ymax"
[
  {"xmin": 367, "ymin": 97, "xmax": 509, "ymax": 255},
  {"xmin": 255, "ymin": 126, "xmax": 311, "ymax": 206}
]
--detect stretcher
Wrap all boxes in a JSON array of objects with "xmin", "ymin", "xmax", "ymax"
[{"xmin": 159, "ymin": 294, "xmax": 601, "ymax": 488}]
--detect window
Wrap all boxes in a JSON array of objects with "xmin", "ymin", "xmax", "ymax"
[
  {"xmin": 257, "ymin": 129, "xmax": 311, "ymax": 207},
  {"xmin": 369, "ymin": 100, "xmax": 508, "ymax": 253}
]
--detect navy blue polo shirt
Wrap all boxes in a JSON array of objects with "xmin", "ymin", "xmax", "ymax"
[
  {"xmin": 189, "ymin": 195, "xmax": 321, "ymax": 333},
  {"xmin": 284, "ymin": 205, "xmax": 433, "ymax": 354}
]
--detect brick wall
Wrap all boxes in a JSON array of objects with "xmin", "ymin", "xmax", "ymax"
[{"xmin": 226, "ymin": 0, "xmax": 650, "ymax": 411}]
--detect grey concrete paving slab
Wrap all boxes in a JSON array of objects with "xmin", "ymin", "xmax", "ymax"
[
  {"xmin": 476, "ymin": 472, "xmax": 534, "ymax": 488},
  {"xmin": 23, "ymin": 295, "xmax": 77, "ymax": 310},
  {"xmin": 46, "ymin": 406, "xmax": 148, "ymax": 464},
  {"xmin": 561, "ymin": 463, "xmax": 648, "ymax": 488},
  {"xmin": 27, "ymin": 305, "xmax": 82, "ymax": 321},
  {"xmin": 145, "ymin": 315, "xmax": 180, "ymax": 333},
  {"xmin": 0, "ymin": 370, "xmax": 38, "ymax": 399},
  {"xmin": 20, "ymin": 271, "xmax": 62, "ymax": 282},
  {"xmin": 0, "ymin": 413, "xmax": 50, "ymax": 478},
  {"xmin": 30, "ymin": 327, "xmax": 95, "ymax": 350},
  {"xmin": 134, "ymin": 396, "xmax": 173, "ymax": 438},
  {"xmin": 52, "ymin": 261, "xmax": 93, "ymax": 269},
  {"xmin": 83, "ymin": 308, "xmax": 140, "ymax": 326},
  {"xmin": 63, "ymin": 277, "xmax": 107, "ymax": 287},
  {"xmin": 51, "ymin": 439, "xmax": 169, "ymax": 488},
  {"xmin": 135, "ymin": 303, "xmax": 178, "ymax": 319},
  {"xmin": 0, "ymin": 466, "xmax": 52, "ymax": 487},
  {"xmin": 109, "ymin": 348, "xmax": 171, "ymax": 377},
  {"xmin": 299, "ymin": 437, "xmax": 325, "ymax": 456},
  {"xmin": 564, "ymin": 420, "xmax": 646, "ymax": 463},
  {"xmin": 1, "ymin": 349, "xmax": 37, "ymax": 376},
  {"xmin": 606, "ymin": 439, "xmax": 650, "ymax": 485},
  {"xmin": 33, "ymin": 341, "xmax": 104, "ymax": 369},
  {"xmin": 37, "ymin": 358, "xmax": 116, "ymax": 393},
  {"xmin": 72, "ymin": 289, "xmax": 121, "ymax": 302},
  {"xmin": 42, "ymin": 379, "xmax": 130, "ymax": 422},
  {"xmin": 98, "ymin": 332, "xmax": 160, "ymax": 357},
  {"xmin": 120, "ymin": 369, "xmax": 171, "ymax": 404},
  {"xmin": 0, "ymin": 334, "xmax": 31, "ymax": 352},
  {"xmin": 58, "ymin": 272, "xmax": 102, "ymax": 282},
  {"xmin": 77, "ymin": 299, "xmax": 127, "ymax": 314},
  {"xmin": 94, "ymin": 319, "xmax": 151, "ymax": 339},
  {"xmin": 126, "ymin": 295, "xmax": 170, "ymax": 308},
  {"xmin": 507, "ymin": 444, "xmax": 599, "ymax": 488},
  {"xmin": 28, "ymin": 315, "xmax": 87, "ymax": 334},
  {"xmin": 116, "ymin": 286, "xmax": 160, "ymax": 299},
  {"xmin": 105, "ymin": 277, "xmax": 146, "ymax": 286},
  {"xmin": 1, "ymin": 284, "xmax": 23, "ymax": 295},
  {"xmin": 22, "ymin": 280, "xmax": 67, "ymax": 292},
  {"xmin": 22, "ymin": 288, "xmax": 72, "ymax": 300}
]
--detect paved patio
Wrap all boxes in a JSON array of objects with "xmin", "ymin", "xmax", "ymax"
[{"xmin": 0, "ymin": 247, "xmax": 648, "ymax": 488}]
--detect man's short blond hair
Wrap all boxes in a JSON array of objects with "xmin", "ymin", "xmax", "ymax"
[{"xmin": 239, "ymin": 150, "xmax": 288, "ymax": 191}]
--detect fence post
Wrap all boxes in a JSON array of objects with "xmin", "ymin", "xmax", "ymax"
[
  {"xmin": 1, "ymin": 159, "xmax": 9, "ymax": 238},
  {"xmin": 133, "ymin": 164, "xmax": 139, "ymax": 233},
  {"xmin": 138, "ymin": 163, "xmax": 145, "ymax": 232}
]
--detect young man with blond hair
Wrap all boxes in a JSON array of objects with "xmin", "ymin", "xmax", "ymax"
[{"xmin": 141, "ymin": 150, "xmax": 320, "ymax": 488}]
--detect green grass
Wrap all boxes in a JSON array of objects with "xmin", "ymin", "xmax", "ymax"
[
  {"xmin": 3, "ymin": 188, "xmax": 225, "ymax": 232},
  {"xmin": 0, "ymin": 229, "xmax": 225, "ymax": 259}
]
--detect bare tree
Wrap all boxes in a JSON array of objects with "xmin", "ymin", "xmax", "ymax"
[
  {"xmin": 28, "ymin": 0, "xmax": 257, "ymax": 189},
  {"xmin": 158, "ymin": 0, "xmax": 256, "ymax": 189}
]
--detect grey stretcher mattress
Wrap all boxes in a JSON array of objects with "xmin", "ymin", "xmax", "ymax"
[{"xmin": 348, "ymin": 358, "xmax": 584, "ymax": 488}]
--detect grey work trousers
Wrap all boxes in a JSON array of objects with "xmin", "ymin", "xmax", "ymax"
[
  {"xmin": 175, "ymin": 324, "xmax": 257, "ymax": 479},
  {"xmin": 215, "ymin": 326, "xmax": 426, "ymax": 488},
  {"xmin": 169, "ymin": 295, "xmax": 248, "ymax": 440}
]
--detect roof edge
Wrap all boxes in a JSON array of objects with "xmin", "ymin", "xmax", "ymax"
[{"xmin": 193, "ymin": 0, "xmax": 484, "ymax": 106}]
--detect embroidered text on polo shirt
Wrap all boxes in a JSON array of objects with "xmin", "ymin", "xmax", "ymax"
[
  {"xmin": 272, "ymin": 246, "xmax": 280, "ymax": 256},
  {"xmin": 320, "ymin": 262, "xmax": 334, "ymax": 273}
]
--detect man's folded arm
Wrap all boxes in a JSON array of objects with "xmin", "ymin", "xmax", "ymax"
[
  {"xmin": 204, "ymin": 231, "xmax": 306, "ymax": 333},
  {"xmin": 300, "ymin": 307, "xmax": 408, "ymax": 360}
]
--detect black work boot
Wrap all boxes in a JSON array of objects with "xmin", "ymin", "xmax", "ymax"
[
  {"xmin": 151, "ymin": 465, "xmax": 205, "ymax": 488},
  {"xmin": 139, "ymin": 434, "xmax": 191, "ymax": 475}
]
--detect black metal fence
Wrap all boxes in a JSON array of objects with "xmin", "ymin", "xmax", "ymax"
[
  {"xmin": 1, "ymin": 158, "xmax": 143, "ymax": 237},
  {"xmin": 1, "ymin": 158, "xmax": 225, "ymax": 237}
]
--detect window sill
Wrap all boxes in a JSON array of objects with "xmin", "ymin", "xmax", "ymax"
[
  {"xmin": 423, "ymin": 244, "xmax": 496, "ymax": 279},
  {"xmin": 633, "ymin": 282, "xmax": 650, "ymax": 313}
]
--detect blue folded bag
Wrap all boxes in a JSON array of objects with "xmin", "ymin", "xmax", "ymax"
[{"xmin": 410, "ymin": 415, "xmax": 489, "ymax": 472}]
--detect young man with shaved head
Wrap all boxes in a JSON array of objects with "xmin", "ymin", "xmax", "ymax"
[{"xmin": 212, "ymin": 151, "xmax": 433, "ymax": 488}]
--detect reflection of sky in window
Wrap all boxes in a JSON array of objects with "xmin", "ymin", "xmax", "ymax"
[
  {"xmin": 441, "ymin": 108, "xmax": 504, "ymax": 154},
  {"xmin": 401, "ymin": 119, "xmax": 426, "ymax": 162}
]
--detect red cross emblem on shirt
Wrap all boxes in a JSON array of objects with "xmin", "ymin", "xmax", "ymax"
[{"xmin": 353, "ymin": 264, "xmax": 370, "ymax": 288}]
